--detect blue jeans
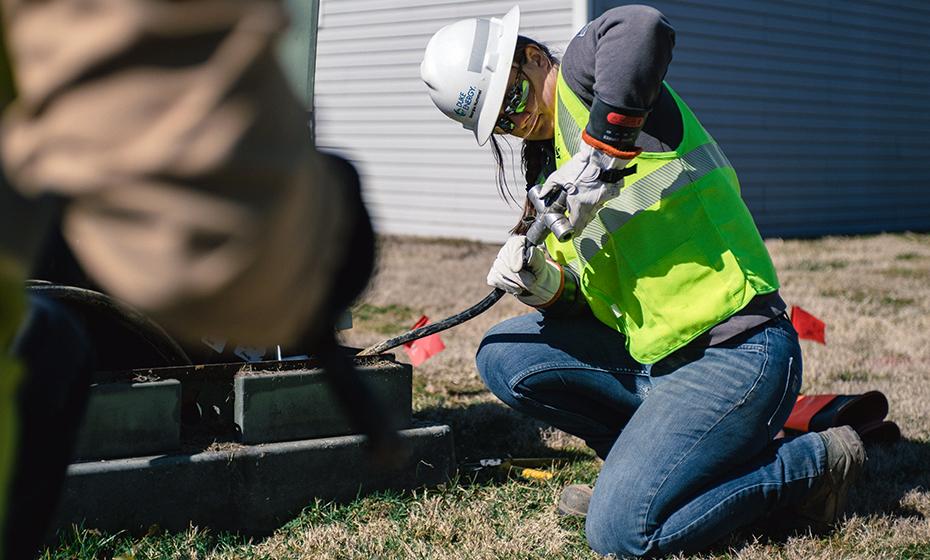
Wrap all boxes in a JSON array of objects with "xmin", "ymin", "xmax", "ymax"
[{"xmin": 476, "ymin": 312, "xmax": 827, "ymax": 557}]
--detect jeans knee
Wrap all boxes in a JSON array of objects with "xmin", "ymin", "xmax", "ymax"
[
  {"xmin": 476, "ymin": 344, "xmax": 526, "ymax": 413},
  {"xmin": 474, "ymin": 330, "xmax": 495, "ymax": 377},
  {"xmin": 585, "ymin": 494, "xmax": 650, "ymax": 557},
  {"xmin": 475, "ymin": 333, "xmax": 507, "ymax": 395},
  {"xmin": 475, "ymin": 315, "xmax": 541, "ymax": 401}
]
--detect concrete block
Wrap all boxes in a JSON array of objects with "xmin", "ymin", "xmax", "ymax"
[
  {"xmin": 234, "ymin": 361, "xmax": 411, "ymax": 444},
  {"xmin": 74, "ymin": 379, "xmax": 181, "ymax": 460},
  {"xmin": 53, "ymin": 422, "xmax": 455, "ymax": 535}
]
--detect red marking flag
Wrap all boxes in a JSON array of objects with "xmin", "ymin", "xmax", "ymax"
[
  {"xmin": 790, "ymin": 305, "xmax": 826, "ymax": 344},
  {"xmin": 403, "ymin": 315, "xmax": 445, "ymax": 366},
  {"xmin": 784, "ymin": 394, "xmax": 838, "ymax": 431}
]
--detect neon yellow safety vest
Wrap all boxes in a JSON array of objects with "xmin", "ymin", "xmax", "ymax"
[{"xmin": 546, "ymin": 71, "xmax": 780, "ymax": 364}]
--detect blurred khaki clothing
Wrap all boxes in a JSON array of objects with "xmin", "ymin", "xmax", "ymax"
[{"xmin": 0, "ymin": 0, "xmax": 351, "ymax": 345}]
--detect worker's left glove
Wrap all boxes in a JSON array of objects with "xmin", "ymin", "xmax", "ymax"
[
  {"xmin": 487, "ymin": 236, "xmax": 563, "ymax": 307},
  {"xmin": 539, "ymin": 142, "xmax": 637, "ymax": 233}
]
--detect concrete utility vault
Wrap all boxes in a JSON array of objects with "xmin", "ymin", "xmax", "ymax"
[{"xmin": 54, "ymin": 356, "xmax": 455, "ymax": 535}]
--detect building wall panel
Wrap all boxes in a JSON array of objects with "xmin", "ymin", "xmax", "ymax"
[{"xmin": 592, "ymin": 0, "xmax": 930, "ymax": 236}]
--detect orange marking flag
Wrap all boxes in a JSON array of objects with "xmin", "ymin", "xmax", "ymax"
[
  {"xmin": 790, "ymin": 305, "xmax": 826, "ymax": 344},
  {"xmin": 403, "ymin": 315, "xmax": 446, "ymax": 366}
]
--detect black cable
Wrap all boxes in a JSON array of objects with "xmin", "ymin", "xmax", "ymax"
[
  {"xmin": 23, "ymin": 281, "xmax": 192, "ymax": 372},
  {"xmin": 357, "ymin": 288, "xmax": 505, "ymax": 356}
]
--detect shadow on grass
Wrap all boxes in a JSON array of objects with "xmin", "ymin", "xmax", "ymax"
[
  {"xmin": 849, "ymin": 437, "xmax": 930, "ymax": 519},
  {"xmin": 415, "ymin": 401, "xmax": 594, "ymax": 464}
]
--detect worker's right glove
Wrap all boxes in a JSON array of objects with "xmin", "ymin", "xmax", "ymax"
[{"xmin": 487, "ymin": 236, "xmax": 563, "ymax": 307}]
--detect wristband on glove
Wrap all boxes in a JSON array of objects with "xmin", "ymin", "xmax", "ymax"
[
  {"xmin": 538, "ymin": 265, "xmax": 588, "ymax": 316},
  {"xmin": 584, "ymin": 96, "xmax": 647, "ymax": 159}
]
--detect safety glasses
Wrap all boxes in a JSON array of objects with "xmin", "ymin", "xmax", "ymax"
[{"xmin": 495, "ymin": 77, "xmax": 530, "ymax": 134}]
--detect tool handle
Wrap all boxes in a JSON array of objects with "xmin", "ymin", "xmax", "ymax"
[
  {"xmin": 515, "ymin": 467, "xmax": 553, "ymax": 481},
  {"xmin": 524, "ymin": 216, "xmax": 550, "ymax": 248}
]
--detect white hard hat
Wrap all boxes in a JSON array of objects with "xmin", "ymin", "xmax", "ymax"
[{"xmin": 420, "ymin": 6, "xmax": 520, "ymax": 146}]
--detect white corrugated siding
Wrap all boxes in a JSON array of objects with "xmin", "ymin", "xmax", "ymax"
[{"xmin": 315, "ymin": 0, "xmax": 576, "ymax": 242}]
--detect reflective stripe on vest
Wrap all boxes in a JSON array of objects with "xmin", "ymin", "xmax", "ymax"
[
  {"xmin": 569, "ymin": 141, "xmax": 733, "ymax": 270},
  {"xmin": 548, "ymin": 70, "xmax": 779, "ymax": 363}
]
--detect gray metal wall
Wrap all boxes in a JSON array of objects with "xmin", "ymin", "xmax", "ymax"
[{"xmin": 592, "ymin": 0, "xmax": 930, "ymax": 237}]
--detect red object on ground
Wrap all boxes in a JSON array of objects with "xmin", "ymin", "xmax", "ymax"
[
  {"xmin": 403, "ymin": 315, "xmax": 445, "ymax": 366},
  {"xmin": 784, "ymin": 394, "xmax": 838, "ymax": 431},
  {"xmin": 790, "ymin": 305, "xmax": 826, "ymax": 344}
]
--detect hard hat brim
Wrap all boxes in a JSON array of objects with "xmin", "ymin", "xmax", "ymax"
[{"xmin": 474, "ymin": 5, "xmax": 520, "ymax": 146}]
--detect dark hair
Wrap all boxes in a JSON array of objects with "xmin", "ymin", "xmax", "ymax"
[{"xmin": 489, "ymin": 36, "xmax": 559, "ymax": 234}]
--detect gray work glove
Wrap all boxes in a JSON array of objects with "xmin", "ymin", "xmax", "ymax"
[
  {"xmin": 539, "ymin": 142, "xmax": 634, "ymax": 232},
  {"xmin": 487, "ymin": 236, "xmax": 563, "ymax": 307}
]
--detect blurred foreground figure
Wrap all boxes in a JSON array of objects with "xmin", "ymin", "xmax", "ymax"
[
  {"xmin": 0, "ymin": 1, "xmax": 370, "ymax": 558},
  {"xmin": 2, "ymin": 0, "xmax": 353, "ymax": 343}
]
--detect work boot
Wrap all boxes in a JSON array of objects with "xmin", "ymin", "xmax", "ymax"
[
  {"xmin": 557, "ymin": 484, "xmax": 593, "ymax": 517},
  {"xmin": 797, "ymin": 425, "xmax": 867, "ymax": 531}
]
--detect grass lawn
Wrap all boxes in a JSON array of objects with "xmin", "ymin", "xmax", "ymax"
[{"xmin": 43, "ymin": 233, "xmax": 930, "ymax": 560}]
